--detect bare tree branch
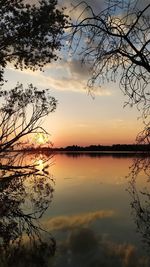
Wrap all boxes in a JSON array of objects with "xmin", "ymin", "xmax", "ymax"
[
  {"xmin": 67, "ymin": 0, "xmax": 150, "ymax": 143},
  {"xmin": 0, "ymin": 84, "xmax": 57, "ymax": 152}
]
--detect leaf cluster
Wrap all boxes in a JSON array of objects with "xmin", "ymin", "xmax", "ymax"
[{"xmin": 0, "ymin": 0, "xmax": 68, "ymax": 83}]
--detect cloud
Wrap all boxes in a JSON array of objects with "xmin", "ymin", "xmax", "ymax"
[
  {"xmin": 135, "ymin": 0, "xmax": 150, "ymax": 11},
  {"xmin": 19, "ymin": 59, "xmax": 112, "ymax": 95},
  {"xmin": 50, "ymin": 226, "xmax": 147, "ymax": 267},
  {"xmin": 7, "ymin": 65, "xmax": 39, "ymax": 76},
  {"xmin": 105, "ymin": 241, "xmax": 139, "ymax": 267},
  {"xmin": 59, "ymin": 0, "xmax": 105, "ymax": 18},
  {"xmin": 68, "ymin": 59, "xmax": 90, "ymax": 79},
  {"xmin": 6, "ymin": 57, "xmax": 112, "ymax": 95},
  {"xmin": 43, "ymin": 210, "xmax": 115, "ymax": 231},
  {"xmin": 68, "ymin": 228, "xmax": 138, "ymax": 266}
]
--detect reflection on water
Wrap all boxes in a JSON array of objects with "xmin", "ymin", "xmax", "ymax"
[
  {"xmin": 47, "ymin": 153, "xmax": 150, "ymax": 267},
  {"xmin": 127, "ymin": 156, "xmax": 150, "ymax": 249},
  {"xmin": 0, "ymin": 151, "xmax": 150, "ymax": 266},
  {"xmin": 52, "ymin": 228, "xmax": 147, "ymax": 267},
  {"xmin": 36, "ymin": 158, "xmax": 45, "ymax": 172},
  {"xmin": 58, "ymin": 151, "xmax": 141, "ymax": 158},
  {"xmin": 0, "ymin": 151, "xmax": 55, "ymax": 267}
]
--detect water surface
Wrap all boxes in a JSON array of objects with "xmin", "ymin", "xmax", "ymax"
[
  {"xmin": 1, "ymin": 152, "xmax": 150, "ymax": 267},
  {"xmin": 42, "ymin": 153, "xmax": 150, "ymax": 267}
]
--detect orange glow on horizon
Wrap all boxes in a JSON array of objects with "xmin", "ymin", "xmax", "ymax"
[
  {"xmin": 51, "ymin": 131, "xmax": 140, "ymax": 148},
  {"xmin": 46, "ymin": 116, "xmax": 142, "ymax": 148}
]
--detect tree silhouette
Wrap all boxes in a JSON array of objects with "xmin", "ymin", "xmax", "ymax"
[
  {"xmin": 0, "ymin": 0, "xmax": 68, "ymax": 84},
  {"xmin": 0, "ymin": 0, "xmax": 68, "ymax": 151},
  {"xmin": 68, "ymin": 0, "xmax": 150, "ymax": 143},
  {"xmin": 0, "ymin": 83, "xmax": 57, "ymax": 152}
]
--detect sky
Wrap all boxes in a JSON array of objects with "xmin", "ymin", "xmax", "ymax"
[{"xmin": 3, "ymin": 0, "xmax": 146, "ymax": 147}]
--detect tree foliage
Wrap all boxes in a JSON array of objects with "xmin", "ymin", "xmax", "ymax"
[
  {"xmin": 68, "ymin": 0, "xmax": 150, "ymax": 142},
  {"xmin": 0, "ymin": 84, "xmax": 57, "ymax": 152},
  {"xmin": 0, "ymin": 0, "xmax": 68, "ymax": 149},
  {"xmin": 0, "ymin": 0, "xmax": 68, "ymax": 83},
  {"xmin": 0, "ymin": 1, "xmax": 63, "ymax": 260}
]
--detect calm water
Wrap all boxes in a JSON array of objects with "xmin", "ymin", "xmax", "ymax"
[
  {"xmin": 42, "ymin": 153, "xmax": 150, "ymax": 267},
  {"xmin": 0, "ymin": 152, "xmax": 150, "ymax": 267}
]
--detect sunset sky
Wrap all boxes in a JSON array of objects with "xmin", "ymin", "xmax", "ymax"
[{"xmin": 4, "ymin": 0, "xmax": 146, "ymax": 147}]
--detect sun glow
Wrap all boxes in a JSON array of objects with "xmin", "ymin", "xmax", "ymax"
[
  {"xmin": 34, "ymin": 133, "xmax": 49, "ymax": 145},
  {"xmin": 36, "ymin": 159, "xmax": 44, "ymax": 172}
]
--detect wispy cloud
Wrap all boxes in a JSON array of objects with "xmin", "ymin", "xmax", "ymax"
[
  {"xmin": 7, "ymin": 60, "xmax": 112, "ymax": 95},
  {"xmin": 38, "ymin": 60, "xmax": 112, "ymax": 95},
  {"xmin": 43, "ymin": 210, "xmax": 115, "ymax": 231},
  {"xmin": 59, "ymin": 0, "xmax": 105, "ymax": 18}
]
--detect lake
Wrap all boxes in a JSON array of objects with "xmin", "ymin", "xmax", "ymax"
[
  {"xmin": 0, "ymin": 152, "xmax": 150, "ymax": 267},
  {"xmin": 43, "ymin": 153, "xmax": 150, "ymax": 267}
]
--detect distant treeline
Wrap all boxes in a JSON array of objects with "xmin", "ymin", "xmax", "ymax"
[
  {"xmin": 20, "ymin": 144, "xmax": 150, "ymax": 153},
  {"xmin": 55, "ymin": 144, "xmax": 150, "ymax": 152}
]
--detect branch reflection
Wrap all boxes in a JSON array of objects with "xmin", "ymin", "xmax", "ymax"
[
  {"xmin": 127, "ymin": 154, "xmax": 150, "ymax": 248},
  {"xmin": 0, "ymin": 151, "xmax": 55, "ymax": 267}
]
